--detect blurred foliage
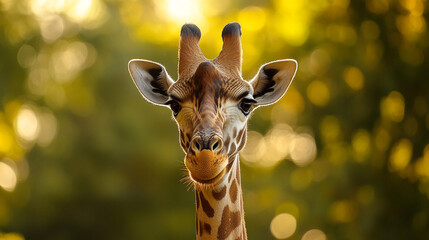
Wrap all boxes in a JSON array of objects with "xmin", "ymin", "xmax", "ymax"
[{"xmin": 0, "ymin": 0, "xmax": 429, "ymax": 239}]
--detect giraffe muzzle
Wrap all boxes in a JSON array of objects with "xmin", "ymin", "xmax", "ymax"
[{"xmin": 185, "ymin": 148, "xmax": 228, "ymax": 185}]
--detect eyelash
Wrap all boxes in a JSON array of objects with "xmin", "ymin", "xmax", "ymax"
[
  {"xmin": 239, "ymin": 98, "xmax": 256, "ymax": 115},
  {"xmin": 166, "ymin": 100, "xmax": 181, "ymax": 117}
]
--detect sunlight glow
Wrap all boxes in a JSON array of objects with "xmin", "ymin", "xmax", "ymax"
[
  {"xmin": 238, "ymin": 7, "xmax": 267, "ymax": 31},
  {"xmin": 274, "ymin": 0, "xmax": 310, "ymax": 46},
  {"xmin": 68, "ymin": 0, "xmax": 92, "ymax": 21},
  {"xmin": 165, "ymin": 0, "xmax": 203, "ymax": 25}
]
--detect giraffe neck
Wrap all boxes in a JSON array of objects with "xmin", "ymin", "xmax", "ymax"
[{"xmin": 194, "ymin": 155, "xmax": 247, "ymax": 240}]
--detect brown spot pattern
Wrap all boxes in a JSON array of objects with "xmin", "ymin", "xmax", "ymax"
[
  {"xmin": 224, "ymin": 136, "xmax": 230, "ymax": 151},
  {"xmin": 199, "ymin": 191, "xmax": 214, "ymax": 218},
  {"xmin": 204, "ymin": 222, "xmax": 212, "ymax": 235},
  {"xmin": 226, "ymin": 160, "xmax": 234, "ymax": 171},
  {"xmin": 229, "ymin": 143, "xmax": 236, "ymax": 155},
  {"xmin": 199, "ymin": 221, "xmax": 203, "ymax": 236},
  {"xmin": 212, "ymin": 186, "xmax": 227, "ymax": 200},
  {"xmin": 237, "ymin": 131, "xmax": 247, "ymax": 156},
  {"xmin": 217, "ymin": 205, "xmax": 241, "ymax": 240},
  {"xmin": 229, "ymin": 179, "xmax": 238, "ymax": 203},
  {"xmin": 237, "ymin": 128, "xmax": 245, "ymax": 143}
]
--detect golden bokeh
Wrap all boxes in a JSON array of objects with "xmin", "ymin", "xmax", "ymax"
[
  {"xmin": 352, "ymin": 129, "xmax": 371, "ymax": 162},
  {"xmin": 389, "ymin": 138, "xmax": 413, "ymax": 172},
  {"xmin": 14, "ymin": 106, "xmax": 40, "ymax": 143},
  {"xmin": 241, "ymin": 124, "xmax": 317, "ymax": 168},
  {"xmin": 270, "ymin": 213, "xmax": 297, "ymax": 239},
  {"xmin": 380, "ymin": 91, "xmax": 405, "ymax": 122},
  {"xmin": 343, "ymin": 66, "xmax": 365, "ymax": 90},
  {"xmin": 307, "ymin": 80, "xmax": 330, "ymax": 106},
  {"xmin": 290, "ymin": 134, "xmax": 317, "ymax": 167},
  {"xmin": 301, "ymin": 229, "xmax": 327, "ymax": 240},
  {"xmin": 0, "ymin": 161, "xmax": 17, "ymax": 192},
  {"xmin": 414, "ymin": 144, "xmax": 429, "ymax": 178}
]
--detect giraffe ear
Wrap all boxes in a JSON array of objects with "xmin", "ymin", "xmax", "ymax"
[
  {"xmin": 250, "ymin": 59, "xmax": 297, "ymax": 106},
  {"xmin": 128, "ymin": 59, "xmax": 175, "ymax": 106}
]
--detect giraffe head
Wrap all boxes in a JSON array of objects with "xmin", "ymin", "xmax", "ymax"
[{"xmin": 129, "ymin": 23, "xmax": 297, "ymax": 186}]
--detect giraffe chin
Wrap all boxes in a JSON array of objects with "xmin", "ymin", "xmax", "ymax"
[
  {"xmin": 188, "ymin": 167, "xmax": 226, "ymax": 185},
  {"xmin": 185, "ymin": 150, "xmax": 228, "ymax": 185}
]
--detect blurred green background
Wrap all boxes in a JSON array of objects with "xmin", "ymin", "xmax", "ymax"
[{"xmin": 1, "ymin": 0, "xmax": 428, "ymax": 239}]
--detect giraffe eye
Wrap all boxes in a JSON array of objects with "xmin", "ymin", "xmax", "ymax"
[
  {"xmin": 239, "ymin": 98, "xmax": 255, "ymax": 116},
  {"xmin": 166, "ymin": 100, "xmax": 182, "ymax": 117}
]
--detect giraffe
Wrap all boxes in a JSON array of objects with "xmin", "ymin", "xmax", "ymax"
[{"xmin": 128, "ymin": 22, "xmax": 297, "ymax": 240}]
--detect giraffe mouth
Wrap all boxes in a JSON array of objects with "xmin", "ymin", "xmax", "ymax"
[
  {"xmin": 189, "ymin": 167, "xmax": 227, "ymax": 185},
  {"xmin": 185, "ymin": 149, "xmax": 229, "ymax": 185}
]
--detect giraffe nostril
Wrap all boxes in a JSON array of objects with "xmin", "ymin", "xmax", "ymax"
[
  {"xmin": 194, "ymin": 141, "xmax": 201, "ymax": 151},
  {"xmin": 191, "ymin": 137, "xmax": 202, "ymax": 153},
  {"xmin": 210, "ymin": 137, "xmax": 223, "ymax": 153},
  {"xmin": 192, "ymin": 136, "xmax": 222, "ymax": 153},
  {"xmin": 212, "ymin": 141, "xmax": 219, "ymax": 151}
]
